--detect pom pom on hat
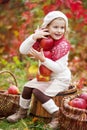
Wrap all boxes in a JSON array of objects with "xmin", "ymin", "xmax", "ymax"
[{"xmin": 42, "ymin": 11, "xmax": 68, "ymax": 31}]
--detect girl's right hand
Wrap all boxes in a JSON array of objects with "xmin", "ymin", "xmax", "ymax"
[
  {"xmin": 29, "ymin": 48, "xmax": 45, "ymax": 62},
  {"xmin": 33, "ymin": 27, "xmax": 50, "ymax": 41}
]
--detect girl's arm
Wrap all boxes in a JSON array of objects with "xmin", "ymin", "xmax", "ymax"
[
  {"xmin": 19, "ymin": 34, "xmax": 36, "ymax": 54},
  {"xmin": 19, "ymin": 28, "xmax": 49, "ymax": 54},
  {"xmin": 29, "ymin": 47, "xmax": 69, "ymax": 73},
  {"xmin": 42, "ymin": 55, "xmax": 68, "ymax": 73}
]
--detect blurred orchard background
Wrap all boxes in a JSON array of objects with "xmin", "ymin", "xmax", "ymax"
[
  {"xmin": 0, "ymin": 0, "xmax": 87, "ymax": 92},
  {"xmin": 0, "ymin": 0, "xmax": 87, "ymax": 129}
]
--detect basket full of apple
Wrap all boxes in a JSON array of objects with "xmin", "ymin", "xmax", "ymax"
[
  {"xmin": 59, "ymin": 92, "xmax": 87, "ymax": 130},
  {"xmin": 0, "ymin": 70, "xmax": 20, "ymax": 117}
]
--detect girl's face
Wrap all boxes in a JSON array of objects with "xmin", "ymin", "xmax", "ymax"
[{"xmin": 47, "ymin": 18, "xmax": 66, "ymax": 40}]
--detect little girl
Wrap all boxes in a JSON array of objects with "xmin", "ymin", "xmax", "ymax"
[{"xmin": 7, "ymin": 11, "xmax": 71, "ymax": 129}]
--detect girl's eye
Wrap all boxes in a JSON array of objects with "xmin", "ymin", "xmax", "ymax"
[
  {"xmin": 53, "ymin": 26, "xmax": 65, "ymax": 29},
  {"xmin": 61, "ymin": 26, "xmax": 65, "ymax": 29},
  {"xmin": 53, "ymin": 26, "xmax": 58, "ymax": 28}
]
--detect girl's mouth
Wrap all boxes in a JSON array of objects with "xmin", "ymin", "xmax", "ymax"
[
  {"xmin": 54, "ymin": 34, "xmax": 62, "ymax": 37},
  {"xmin": 55, "ymin": 34, "xmax": 62, "ymax": 36}
]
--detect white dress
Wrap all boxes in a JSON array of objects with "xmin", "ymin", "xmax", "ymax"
[{"xmin": 19, "ymin": 35, "xmax": 71, "ymax": 97}]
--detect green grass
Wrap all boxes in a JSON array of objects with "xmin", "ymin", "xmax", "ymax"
[
  {"xmin": 0, "ymin": 117, "xmax": 42, "ymax": 130},
  {"xmin": 0, "ymin": 116, "xmax": 59, "ymax": 130}
]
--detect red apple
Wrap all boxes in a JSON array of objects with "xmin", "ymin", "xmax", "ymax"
[
  {"xmin": 36, "ymin": 74, "xmax": 50, "ymax": 82},
  {"xmin": 39, "ymin": 65, "xmax": 52, "ymax": 76},
  {"xmin": 43, "ymin": 51, "xmax": 52, "ymax": 59},
  {"xmin": 69, "ymin": 97, "xmax": 87, "ymax": 109},
  {"xmin": 8, "ymin": 85, "xmax": 20, "ymax": 95},
  {"xmin": 79, "ymin": 93, "xmax": 87, "ymax": 101},
  {"xmin": 40, "ymin": 37, "xmax": 54, "ymax": 51}
]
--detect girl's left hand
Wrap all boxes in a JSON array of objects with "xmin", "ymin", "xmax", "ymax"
[{"xmin": 29, "ymin": 48, "xmax": 45, "ymax": 62}]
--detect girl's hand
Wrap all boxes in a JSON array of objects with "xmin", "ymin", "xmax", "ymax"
[
  {"xmin": 29, "ymin": 48, "xmax": 45, "ymax": 62},
  {"xmin": 33, "ymin": 27, "xmax": 50, "ymax": 41}
]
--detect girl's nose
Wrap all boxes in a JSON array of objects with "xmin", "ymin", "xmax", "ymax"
[{"xmin": 57, "ymin": 28, "xmax": 61, "ymax": 32}]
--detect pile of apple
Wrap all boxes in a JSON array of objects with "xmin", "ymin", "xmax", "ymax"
[
  {"xmin": 69, "ymin": 92, "xmax": 87, "ymax": 109},
  {"xmin": 37, "ymin": 37, "xmax": 54, "ymax": 82},
  {"xmin": 4, "ymin": 85, "xmax": 20, "ymax": 95}
]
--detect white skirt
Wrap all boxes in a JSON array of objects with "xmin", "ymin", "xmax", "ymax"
[{"xmin": 24, "ymin": 69, "xmax": 71, "ymax": 97}]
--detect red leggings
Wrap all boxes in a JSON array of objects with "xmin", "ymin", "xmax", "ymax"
[{"xmin": 22, "ymin": 86, "xmax": 51, "ymax": 104}]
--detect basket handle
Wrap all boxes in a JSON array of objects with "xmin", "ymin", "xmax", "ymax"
[{"xmin": 0, "ymin": 70, "xmax": 17, "ymax": 87}]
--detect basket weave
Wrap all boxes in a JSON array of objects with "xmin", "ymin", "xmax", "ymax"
[
  {"xmin": 59, "ymin": 95, "xmax": 87, "ymax": 130},
  {"xmin": 0, "ymin": 70, "xmax": 20, "ymax": 117}
]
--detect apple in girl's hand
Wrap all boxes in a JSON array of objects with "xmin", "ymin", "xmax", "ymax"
[
  {"xmin": 8, "ymin": 85, "xmax": 20, "ymax": 95},
  {"xmin": 69, "ymin": 97, "xmax": 87, "ymax": 109},
  {"xmin": 36, "ymin": 74, "xmax": 50, "ymax": 82},
  {"xmin": 40, "ymin": 37, "xmax": 54, "ymax": 51},
  {"xmin": 39, "ymin": 65, "xmax": 52, "ymax": 76},
  {"xmin": 79, "ymin": 93, "xmax": 87, "ymax": 101},
  {"xmin": 43, "ymin": 51, "xmax": 52, "ymax": 59}
]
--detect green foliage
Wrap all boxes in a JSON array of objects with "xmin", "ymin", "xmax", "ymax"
[{"xmin": 82, "ymin": 0, "xmax": 87, "ymax": 8}]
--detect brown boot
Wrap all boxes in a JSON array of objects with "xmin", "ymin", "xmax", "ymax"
[
  {"xmin": 46, "ymin": 111, "xmax": 60, "ymax": 130},
  {"xmin": 7, "ymin": 107, "xmax": 28, "ymax": 123}
]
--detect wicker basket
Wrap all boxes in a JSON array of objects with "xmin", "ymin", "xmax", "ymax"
[
  {"xmin": 59, "ymin": 95, "xmax": 87, "ymax": 130},
  {"xmin": 0, "ymin": 70, "xmax": 20, "ymax": 117}
]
